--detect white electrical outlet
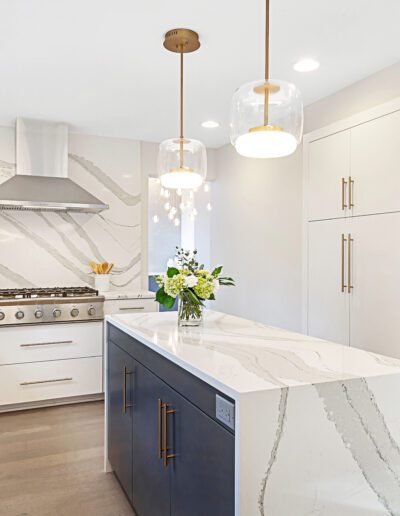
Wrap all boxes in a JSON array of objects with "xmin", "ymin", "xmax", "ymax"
[{"xmin": 216, "ymin": 394, "xmax": 235, "ymax": 430}]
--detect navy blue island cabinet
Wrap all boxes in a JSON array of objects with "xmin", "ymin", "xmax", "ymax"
[{"xmin": 107, "ymin": 324, "xmax": 235, "ymax": 516}]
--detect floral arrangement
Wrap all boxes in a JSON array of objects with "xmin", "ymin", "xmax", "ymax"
[{"xmin": 155, "ymin": 247, "xmax": 235, "ymax": 326}]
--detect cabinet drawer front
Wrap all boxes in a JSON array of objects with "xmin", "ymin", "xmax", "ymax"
[
  {"xmin": 104, "ymin": 298, "xmax": 157, "ymax": 315},
  {"xmin": 0, "ymin": 322, "xmax": 103, "ymax": 365},
  {"xmin": 0, "ymin": 356, "xmax": 102, "ymax": 405}
]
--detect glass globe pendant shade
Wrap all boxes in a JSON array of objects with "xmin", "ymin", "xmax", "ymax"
[
  {"xmin": 158, "ymin": 137, "xmax": 207, "ymax": 190},
  {"xmin": 231, "ymin": 79, "xmax": 303, "ymax": 158}
]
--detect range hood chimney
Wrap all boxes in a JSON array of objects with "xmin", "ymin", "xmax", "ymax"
[{"xmin": 0, "ymin": 118, "xmax": 109, "ymax": 213}]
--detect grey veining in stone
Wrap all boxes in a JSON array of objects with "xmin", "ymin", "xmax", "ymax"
[
  {"xmin": 316, "ymin": 379, "xmax": 400, "ymax": 515},
  {"xmin": 258, "ymin": 388, "xmax": 289, "ymax": 515},
  {"xmin": 69, "ymin": 153, "xmax": 141, "ymax": 206},
  {"xmin": 0, "ymin": 263, "xmax": 36, "ymax": 287}
]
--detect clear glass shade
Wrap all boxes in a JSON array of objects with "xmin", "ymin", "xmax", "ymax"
[
  {"xmin": 158, "ymin": 138, "xmax": 207, "ymax": 189},
  {"xmin": 230, "ymin": 79, "xmax": 303, "ymax": 158}
]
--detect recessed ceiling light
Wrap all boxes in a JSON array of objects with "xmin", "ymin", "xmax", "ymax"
[
  {"xmin": 293, "ymin": 58, "xmax": 320, "ymax": 72},
  {"xmin": 201, "ymin": 120, "xmax": 220, "ymax": 128}
]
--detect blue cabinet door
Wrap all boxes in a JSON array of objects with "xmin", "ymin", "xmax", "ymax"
[
  {"xmin": 107, "ymin": 340, "xmax": 135, "ymax": 503},
  {"xmin": 168, "ymin": 389, "xmax": 235, "ymax": 516},
  {"xmin": 132, "ymin": 361, "xmax": 171, "ymax": 516}
]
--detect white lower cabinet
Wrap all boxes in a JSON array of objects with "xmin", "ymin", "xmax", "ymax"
[
  {"xmin": 307, "ymin": 212, "xmax": 400, "ymax": 359},
  {"xmin": 0, "ymin": 356, "xmax": 102, "ymax": 406}
]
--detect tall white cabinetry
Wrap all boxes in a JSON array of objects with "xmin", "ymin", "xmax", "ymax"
[{"xmin": 305, "ymin": 100, "xmax": 400, "ymax": 358}]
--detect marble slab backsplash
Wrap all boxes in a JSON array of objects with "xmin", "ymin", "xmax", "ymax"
[{"xmin": 0, "ymin": 127, "xmax": 142, "ymax": 291}]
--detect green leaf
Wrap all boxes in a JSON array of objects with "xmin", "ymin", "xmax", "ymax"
[
  {"xmin": 212, "ymin": 265, "xmax": 223, "ymax": 277},
  {"xmin": 163, "ymin": 296, "xmax": 175, "ymax": 309},
  {"xmin": 209, "ymin": 293, "xmax": 215, "ymax": 300},
  {"xmin": 156, "ymin": 287, "xmax": 168, "ymax": 304},
  {"xmin": 167, "ymin": 267, "xmax": 179, "ymax": 278}
]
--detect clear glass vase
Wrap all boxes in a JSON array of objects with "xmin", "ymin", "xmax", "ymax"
[{"xmin": 178, "ymin": 297, "xmax": 203, "ymax": 327}]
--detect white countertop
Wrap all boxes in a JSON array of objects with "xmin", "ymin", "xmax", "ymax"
[
  {"xmin": 106, "ymin": 310, "xmax": 400, "ymax": 398},
  {"xmin": 102, "ymin": 290, "xmax": 155, "ymax": 300}
]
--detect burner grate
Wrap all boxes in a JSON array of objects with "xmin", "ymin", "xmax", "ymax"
[{"xmin": 0, "ymin": 286, "xmax": 99, "ymax": 300}]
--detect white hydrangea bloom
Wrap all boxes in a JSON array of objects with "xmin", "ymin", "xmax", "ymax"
[{"xmin": 185, "ymin": 275, "xmax": 198, "ymax": 288}]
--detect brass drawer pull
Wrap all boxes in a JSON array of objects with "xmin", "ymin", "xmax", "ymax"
[
  {"xmin": 20, "ymin": 377, "xmax": 73, "ymax": 386},
  {"xmin": 163, "ymin": 402, "xmax": 176, "ymax": 467},
  {"xmin": 20, "ymin": 340, "xmax": 73, "ymax": 348},
  {"xmin": 341, "ymin": 234, "xmax": 347, "ymax": 293},
  {"xmin": 122, "ymin": 366, "xmax": 133, "ymax": 414},
  {"xmin": 341, "ymin": 178, "xmax": 347, "ymax": 210},
  {"xmin": 348, "ymin": 233, "xmax": 354, "ymax": 293},
  {"xmin": 158, "ymin": 399, "xmax": 163, "ymax": 459},
  {"xmin": 118, "ymin": 307, "xmax": 145, "ymax": 311},
  {"xmin": 348, "ymin": 176, "xmax": 354, "ymax": 209}
]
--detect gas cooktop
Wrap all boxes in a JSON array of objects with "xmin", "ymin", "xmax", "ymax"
[{"xmin": 0, "ymin": 286, "xmax": 104, "ymax": 326}]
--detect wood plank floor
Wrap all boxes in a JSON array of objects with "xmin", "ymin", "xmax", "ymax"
[{"xmin": 0, "ymin": 401, "xmax": 135, "ymax": 516}]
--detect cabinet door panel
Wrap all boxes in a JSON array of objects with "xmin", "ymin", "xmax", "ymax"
[
  {"xmin": 350, "ymin": 214, "xmax": 400, "ymax": 358},
  {"xmin": 308, "ymin": 219, "xmax": 350, "ymax": 345},
  {"xmin": 308, "ymin": 130, "xmax": 350, "ymax": 221},
  {"xmin": 132, "ymin": 362, "xmax": 170, "ymax": 516},
  {"xmin": 169, "ymin": 390, "xmax": 235, "ymax": 516},
  {"xmin": 351, "ymin": 110, "xmax": 400, "ymax": 216},
  {"xmin": 107, "ymin": 341, "xmax": 135, "ymax": 502}
]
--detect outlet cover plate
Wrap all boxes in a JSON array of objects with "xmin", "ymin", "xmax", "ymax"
[{"xmin": 216, "ymin": 394, "xmax": 235, "ymax": 430}]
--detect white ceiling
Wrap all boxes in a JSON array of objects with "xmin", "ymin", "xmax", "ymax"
[{"xmin": 0, "ymin": 0, "xmax": 399, "ymax": 148}]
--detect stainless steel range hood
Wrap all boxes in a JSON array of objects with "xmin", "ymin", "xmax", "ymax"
[{"xmin": 0, "ymin": 118, "xmax": 109, "ymax": 213}]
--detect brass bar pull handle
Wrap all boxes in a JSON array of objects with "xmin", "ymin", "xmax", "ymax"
[
  {"xmin": 20, "ymin": 377, "xmax": 72, "ymax": 386},
  {"xmin": 163, "ymin": 402, "xmax": 176, "ymax": 467},
  {"xmin": 348, "ymin": 233, "xmax": 354, "ymax": 293},
  {"xmin": 341, "ymin": 178, "xmax": 348, "ymax": 210},
  {"xmin": 118, "ymin": 307, "xmax": 145, "ymax": 311},
  {"xmin": 348, "ymin": 176, "xmax": 354, "ymax": 209},
  {"xmin": 341, "ymin": 234, "xmax": 347, "ymax": 293},
  {"xmin": 158, "ymin": 399, "xmax": 163, "ymax": 459},
  {"xmin": 20, "ymin": 340, "xmax": 73, "ymax": 348},
  {"xmin": 122, "ymin": 366, "xmax": 133, "ymax": 414}
]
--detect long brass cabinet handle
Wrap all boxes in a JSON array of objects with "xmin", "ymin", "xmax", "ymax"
[
  {"xmin": 122, "ymin": 366, "xmax": 133, "ymax": 414},
  {"xmin": 20, "ymin": 340, "xmax": 73, "ymax": 348},
  {"xmin": 163, "ymin": 401, "xmax": 176, "ymax": 467},
  {"xmin": 348, "ymin": 233, "xmax": 354, "ymax": 293},
  {"xmin": 341, "ymin": 234, "xmax": 348, "ymax": 293},
  {"xmin": 341, "ymin": 178, "xmax": 348, "ymax": 210},
  {"xmin": 158, "ymin": 399, "xmax": 163, "ymax": 459},
  {"xmin": 118, "ymin": 307, "xmax": 145, "ymax": 311},
  {"xmin": 20, "ymin": 377, "xmax": 72, "ymax": 386},
  {"xmin": 348, "ymin": 176, "xmax": 354, "ymax": 209}
]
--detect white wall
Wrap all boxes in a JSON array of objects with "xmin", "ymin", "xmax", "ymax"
[{"xmin": 211, "ymin": 144, "xmax": 303, "ymax": 331}]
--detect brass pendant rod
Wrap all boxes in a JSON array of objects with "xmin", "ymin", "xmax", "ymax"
[
  {"xmin": 264, "ymin": 0, "xmax": 270, "ymax": 126},
  {"xmin": 180, "ymin": 45, "xmax": 184, "ymax": 168}
]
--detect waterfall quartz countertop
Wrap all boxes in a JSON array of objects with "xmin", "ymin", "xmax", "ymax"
[{"xmin": 106, "ymin": 311, "xmax": 400, "ymax": 516}]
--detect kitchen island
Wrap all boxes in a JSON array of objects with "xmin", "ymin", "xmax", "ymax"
[{"xmin": 105, "ymin": 311, "xmax": 400, "ymax": 516}]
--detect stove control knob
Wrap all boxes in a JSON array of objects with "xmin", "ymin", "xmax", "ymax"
[
  {"xmin": 53, "ymin": 309, "xmax": 61, "ymax": 318},
  {"xmin": 88, "ymin": 306, "xmax": 96, "ymax": 316},
  {"xmin": 71, "ymin": 308, "xmax": 79, "ymax": 317},
  {"xmin": 34, "ymin": 309, "xmax": 43, "ymax": 319},
  {"xmin": 0, "ymin": 311, "xmax": 5, "ymax": 321},
  {"xmin": 15, "ymin": 310, "xmax": 24, "ymax": 320}
]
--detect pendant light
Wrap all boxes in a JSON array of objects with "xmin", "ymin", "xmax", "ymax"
[
  {"xmin": 230, "ymin": 0, "xmax": 303, "ymax": 158},
  {"xmin": 158, "ymin": 29, "xmax": 207, "ymax": 189}
]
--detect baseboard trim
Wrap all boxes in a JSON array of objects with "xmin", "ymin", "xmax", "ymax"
[{"xmin": 0, "ymin": 393, "xmax": 104, "ymax": 413}]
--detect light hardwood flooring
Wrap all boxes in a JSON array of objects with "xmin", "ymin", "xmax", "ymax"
[{"xmin": 0, "ymin": 401, "xmax": 135, "ymax": 516}]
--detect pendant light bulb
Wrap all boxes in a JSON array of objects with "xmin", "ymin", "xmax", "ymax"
[
  {"xmin": 158, "ymin": 29, "xmax": 207, "ymax": 189},
  {"xmin": 230, "ymin": 0, "xmax": 303, "ymax": 158}
]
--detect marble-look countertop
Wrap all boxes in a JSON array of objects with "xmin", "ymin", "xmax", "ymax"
[{"xmin": 106, "ymin": 310, "xmax": 400, "ymax": 398}]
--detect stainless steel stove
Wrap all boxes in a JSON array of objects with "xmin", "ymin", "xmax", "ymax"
[{"xmin": 0, "ymin": 286, "xmax": 105, "ymax": 326}]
